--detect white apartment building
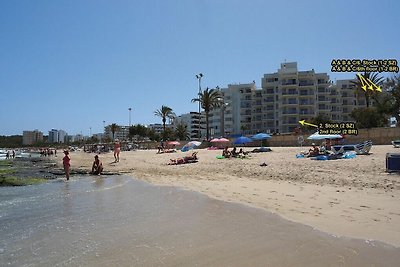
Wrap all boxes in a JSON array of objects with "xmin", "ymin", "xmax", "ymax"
[
  {"xmin": 334, "ymin": 79, "xmax": 366, "ymax": 121},
  {"xmin": 206, "ymin": 62, "xmax": 367, "ymax": 136},
  {"xmin": 58, "ymin": 130, "xmax": 68, "ymax": 143},
  {"xmin": 48, "ymin": 129, "xmax": 59, "ymax": 143},
  {"xmin": 48, "ymin": 129, "xmax": 68, "ymax": 143},
  {"xmin": 174, "ymin": 112, "xmax": 203, "ymax": 140},
  {"xmin": 261, "ymin": 62, "xmax": 332, "ymax": 133},
  {"xmin": 209, "ymin": 83, "xmax": 257, "ymax": 137}
]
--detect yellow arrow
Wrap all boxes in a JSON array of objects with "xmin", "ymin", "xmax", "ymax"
[
  {"xmin": 357, "ymin": 73, "xmax": 368, "ymax": 91},
  {"xmin": 367, "ymin": 78, "xmax": 382, "ymax": 92},
  {"xmin": 299, "ymin": 120, "xmax": 318, "ymax": 128}
]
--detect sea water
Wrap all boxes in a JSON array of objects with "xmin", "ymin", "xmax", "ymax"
[{"xmin": 0, "ymin": 176, "xmax": 399, "ymax": 267}]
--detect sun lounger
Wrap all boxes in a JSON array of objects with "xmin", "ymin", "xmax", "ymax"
[
  {"xmin": 392, "ymin": 140, "xmax": 400, "ymax": 148},
  {"xmin": 331, "ymin": 140, "xmax": 372, "ymax": 155}
]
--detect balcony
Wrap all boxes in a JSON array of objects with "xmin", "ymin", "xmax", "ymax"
[
  {"xmin": 318, "ymin": 106, "xmax": 331, "ymax": 111},
  {"xmin": 318, "ymin": 97, "xmax": 330, "ymax": 102},
  {"xmin": 282, "ymin": 112, "xmax": 298, "ymax": 116},
  {"xmin": 281, "ymin": 101, "xmax": 298, "ymax": 106},
  {"xmin": 299, "ymin": 82, "xmax": 314, "ymax": 86},
  {"xmin": 299, "ymin": 91, "xmax": 314, "ymax": 96},
  {"xmin": 282, "ymin": 121, "xmax": 298, "ymax": 125},
  {"xmin": 281, "ymin": 91, "xmax": 298, "ymax": 96},
  {"xmin": 341, "ymin": 93, "xmax": 354, "ymax": 98},
  {"xmin": 299, "ymin": 101, "xmax": 315, "ymax": 106}
]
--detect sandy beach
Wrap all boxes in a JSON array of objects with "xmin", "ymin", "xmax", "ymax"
[{"xmin": 63, "ymin": 145, "xmax": 400, "ymax": 247}]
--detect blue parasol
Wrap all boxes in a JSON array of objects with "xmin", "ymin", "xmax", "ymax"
[
  {"xmin": 233, "ymin": 136, "xmax": 253, "ymax": 145},
  {"xmin": 251, "ymin": 133, "xmax": 272, "ymax": 140}
]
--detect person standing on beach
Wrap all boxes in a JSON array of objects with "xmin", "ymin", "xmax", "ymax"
[
  {"xmin": 114, "ymin": 139, "xmax": 121, "ymax": 162},
  {"xmin": 63, "ymin": 150, "xmax": 70, "ymax": 180}
]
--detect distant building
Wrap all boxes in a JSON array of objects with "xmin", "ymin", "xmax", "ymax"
[
  {"xmin": 70, "ymin": 134, "xmax": 84, "ymax": 143},
  {"xmin": 58, "ymin": 130, "xmax": 68, "ymax": 143},
  {"xmin": 93, "ymin": 133, "xmax": 104, "ymax": 141},
  {"xmin": 48, "ymin": 129, "xmax": 59, "ymax": 143},
  {"xmin": 22, "ymin": 130, "xmax": 44, "ymax": 145},
  {"xmin": 105, "ymin": 125, "xmax": 130, "ymax": 141},
  {"xmin": 48, "ymin": 129, "xmax": 68, "ymax": 143},
  {"xmin": 209, "ymin": 83, "xmax": 257, "ymax": 137},
  {"xmin": 333, "ymin": 79, "xmax": 365, "ymax": 121},
  {"xmin": 204, "ymin": 62, "xmax": 368, "ymax": 136},
  {"xmin": 147, "ymin": 123, "xmax": 176, "ymax": 136},
  {"xmin": 173, "ymin": 112, "xmax": 202, "ymax": 140}
]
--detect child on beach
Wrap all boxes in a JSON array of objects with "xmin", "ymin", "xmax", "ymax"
[{"xmin": 63, "ymin": 150, "xmax": 70, "ymax": 180}]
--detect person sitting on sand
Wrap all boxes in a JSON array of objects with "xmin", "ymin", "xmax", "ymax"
[
  {"xmin": 238, "ymin": 148, "xmax": 249, "ymax": 155},
  {"xmin": 307, "ymin": 143, "xmax": 320, "ymax": 157},
  {"xmin": 237, "ymin": 148, "xmax": 250, "ymax": 158},
  {"xmin": 222, "ymin": 147, "xmax": 231, "ymax": 158},
  {"xmin": 325, "ymin": 139, "xmax": 332, "ymax": 150},
  {"xmin": 91, "ymin": 155, "xmax": 103, "ymax": 175},
  {"xmin": 231, "ymin": 147, "xmax": 239, "ymax": 157}
]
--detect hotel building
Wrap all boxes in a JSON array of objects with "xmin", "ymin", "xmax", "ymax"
[{"xmin": 206, "ymin": 62, "xmax": 366, "ymax": 137}]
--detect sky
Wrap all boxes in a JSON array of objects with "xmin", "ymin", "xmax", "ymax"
[{"xmin": 1, "ymin": 0, "xmax": 399, "ymax": 136}]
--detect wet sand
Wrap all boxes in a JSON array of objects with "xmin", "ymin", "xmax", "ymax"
[
  {"xmin": 63, "ymin": 145, "xmax": 400, "ymax": 248},
  {"xmin": 1, "ymin": 176, "xmax": 399, "ymax": 266}
]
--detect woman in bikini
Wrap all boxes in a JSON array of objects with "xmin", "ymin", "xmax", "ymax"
[{"xmin": 114, "ymin": 139, "xmax": 121, "ymax": 162}]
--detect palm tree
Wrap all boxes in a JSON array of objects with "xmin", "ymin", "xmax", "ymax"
[
  {"xmin": 110, "ymin": 123, "xmax": 120, "ymax": 140},
  {"xmin": 175, "ymin": 123, "xmax": 190, "ymax": 141},
  {"xmin": 191, "ymin": 87, "xmax": 223, "ymax": 141},
  {"xmin": 351, "ymin": 72, "xmax": 384, "ymax": 107},
  {"xmin": 154, "ymin": 105, "xmax": 175, "ymax": 134},
  {"xmin": 386, "ymin": 74, "xmax": 400, "ymax": 121}
]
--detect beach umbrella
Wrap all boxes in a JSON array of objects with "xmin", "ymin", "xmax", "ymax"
[
  {"xmin": 218, "ymin": 138, "xmax": 230, "ymax": 142},
  {"xmin": 233, "ymin": 136, "xmax": 253, "ymax": 145},
  {"xmin": 307, "ymin": 132, "xmax": 342, "ymax": 140},
  {"xmin": 187, "ymin": 141, "xmax": 202, "ymax": 147},
  {"xmin": 251, "ymin": 133, "xmax": 272, "ymax": 147},
  {"xmin": 181, "ymin": 141, "xmax": 202, "ymax": 152},
  {"xmin": 210, "ymin": 138, "xmax": 220, "ymax": 143},
  {"xmin": 251, "ymin": 133, "xmax": 272, "ymax": 140}
]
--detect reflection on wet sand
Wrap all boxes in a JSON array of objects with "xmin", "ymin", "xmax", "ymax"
[{"xmin": 0, "ymin": 176, "xmax": 399, "ymax": 266}]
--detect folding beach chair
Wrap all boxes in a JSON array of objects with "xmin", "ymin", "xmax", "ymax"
[{"xmin": 392, "ymin": 140, "xmax": 400, "ymax": 148}]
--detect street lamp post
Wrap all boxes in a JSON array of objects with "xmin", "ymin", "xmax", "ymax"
[
  {"xmin": 102, "ymin": 121, "xmax": 105, "ymax": 143},
  {"xmin": 128, "ymin": 108, "xmax": 132, "ymax": 126},
  {"xmin": 221, "ymin": 103, "xmax": 228, "ymax": 138},
  {"xmin": 196, "ymin": 73, "xmax": 203, "ymax": 140}
]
